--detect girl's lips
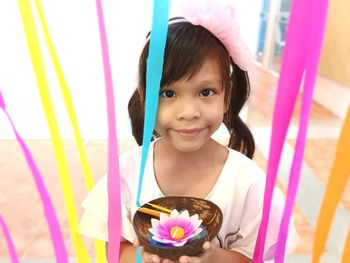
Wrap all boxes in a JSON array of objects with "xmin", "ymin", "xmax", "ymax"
[{"xmin": 174, "ymin": 128, "xmax": 204, "ymax": 138}]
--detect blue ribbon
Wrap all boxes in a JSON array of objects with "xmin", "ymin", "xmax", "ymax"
[{"xmin": 135, "ymin": 0, "xmax": 170, "ymax": 262}]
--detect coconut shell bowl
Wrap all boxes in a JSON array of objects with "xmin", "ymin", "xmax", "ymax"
[{"xmin": 132, "ymin": 196, "xmax": 223, "ymax": 260}]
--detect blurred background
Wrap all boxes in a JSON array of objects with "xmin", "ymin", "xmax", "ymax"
[{"xmin": 0, "ymin": 0, "xmax": 349, "ymax": 262}]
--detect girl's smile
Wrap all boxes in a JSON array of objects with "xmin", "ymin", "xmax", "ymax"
[
  {"xmin": 172, "ymin": 128, "xmax": 207, "ymax": 139},
  {"xmin": 154, "ymin": 56, "xmax": 227, "ymax": 153}
]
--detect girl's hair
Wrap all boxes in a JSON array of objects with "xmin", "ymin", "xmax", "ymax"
[{"xmin": 128, "ymin": 21, "xmax": 255, "ymax": 158}]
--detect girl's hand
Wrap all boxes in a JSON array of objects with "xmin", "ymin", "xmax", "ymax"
[
  {"xmin": 178, "ymin": 241, "xmax": 217, "ymax": 263},
  {"xmin": 133, "ymin": 238, "xmax": 218, "ymax": 263},
  {"xmin": 133, "ymin": 238, "xmax": 178, "ymax": 263}
]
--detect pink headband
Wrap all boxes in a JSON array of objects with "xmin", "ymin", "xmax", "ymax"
[{"xmin": 145, "ymin": 0, "xmax": 253, "ymax": 71}]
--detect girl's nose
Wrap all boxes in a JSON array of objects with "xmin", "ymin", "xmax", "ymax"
[{"xmin": 176, "ymin": 99, "xmax": 200, "ymax": 120}]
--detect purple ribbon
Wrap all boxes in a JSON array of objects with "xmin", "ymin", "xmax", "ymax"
[
  {"xmin": 95, "ymin": 1, "xmax": 121, "ymax": 262},
  {"xmin": 0, "ymin": 90, "xmax": 68, "ymax": 262},
  {"xmin": 253, "ymin": 0, "xmax": 329, "ymax": 261}
]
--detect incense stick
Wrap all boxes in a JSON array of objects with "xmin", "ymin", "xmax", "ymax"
[
  {"xmin": 147, "ymin": 203, "xmax": 172, "ymax": 214},
  {"xmin": 138, "ymin": 207, "xmax": 162, "ymax": 217}
]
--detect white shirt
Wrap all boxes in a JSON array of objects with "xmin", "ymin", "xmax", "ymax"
[{"xmin": 79, "ymin": 140, "xmax": 298, "ymax": 260}]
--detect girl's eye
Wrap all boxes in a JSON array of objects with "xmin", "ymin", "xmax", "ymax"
[
  {"xmin": 160, "ymin": 90, "xmax": 176, "ymax": 98},
  {"xmin": 200, "ymin": 89, "xmax": 214, "ymax": 97},
  {"xmin": 160, "ymin": 90, "xmax": 175, "ymax": 98}
]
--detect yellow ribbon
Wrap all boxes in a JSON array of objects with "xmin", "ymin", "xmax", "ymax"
[
  {"xmin": 312, "ymin": 106, "xmax": 350, "ymax": 262},
  {"xmin": 33, "ymin": 0, "xmax": 105, "ymax": 261},
  {"xmin": 18, "ymin": 0, "xmax": 91, "ymax": 261}
]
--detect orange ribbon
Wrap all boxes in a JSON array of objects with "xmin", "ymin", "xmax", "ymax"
[
  {"xmin": 312, "ymin": 107, "xmax": 350, "ymax": 262},
  {"xmin": 342, "ymin": 230, "xmax": 350, "ymax": 263}
]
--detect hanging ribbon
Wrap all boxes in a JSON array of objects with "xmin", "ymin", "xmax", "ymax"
[
  {"xmin": 95, "ymin": 1, "xmax": 121, "ymax": 262},
  {"xmin": 0, "ymin": 215, "xmax": 19, "ymax": 263},
  {"xmin": 33, "ymin": 0, "xmax": 105, "ymax": 261},
  {"xmin": 136, "ymin": 0, "xmax": 170, "ymax": 208},
  {"xmin": 275, "ymin": 0, "xmax": 329, "ymax": 261},
  {"xmin": 253, "ymin": 0, "xmax": 309, "ymax": 260},
  {"xmin": 253, "ymin": 0, "xmax": 329, "ymax": 261},
  {"xmin": 342, "ymin": 230, "xmax": 350, "ymax": 263},
  {"xmin": 134, "ymin": 1, "xmax": 170, "ymax": 262},
  {"xmin": 312, "ymin": 107, "xmax": 350, "ymax": 262},
  {"xmin": 0, "ymin": 90, "xmax": 68, "ymax": 262},
  {"xmin": 33, "ymin": 0, "xmax": 95, "ymax": 196},
  {"xmin": 17, "ymin": 0, "xmax": 90, "ymax": 261}
]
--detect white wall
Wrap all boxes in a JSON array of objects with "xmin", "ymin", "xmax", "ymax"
[
  {"xmin": 0, "ymin": 0, "xmax": 260, "ymax": 139},
  {"xmin": 235, "ymin": 0, "xmax": 262, "ymax": 56}
]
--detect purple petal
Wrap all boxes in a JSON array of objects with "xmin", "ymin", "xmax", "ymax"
[
  {"xmin": 172, "ymin": 218, "xmax": 189, "ymax": 229},
  {"xmin": 152, "ymin": 235, "xmax": 178, "ymax": 244},
  {"xmin": 160, "ymin": 219, "xmax": 174, "ymax": 232},
  {"xmin": 184, "ymin": 224, "xmax": 198, "ymax": 236},
  {"xmin": 183, "ymin": 223, "xmax": 195, "ymax": 234},
  {"xmin": 149, "ymin": 227, "xmax": 169, "ymax": 238}
]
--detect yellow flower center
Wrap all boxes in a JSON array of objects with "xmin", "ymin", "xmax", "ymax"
[{"xmin": 170, "ymin": 226, "xmax": 185, "ymax": 240}]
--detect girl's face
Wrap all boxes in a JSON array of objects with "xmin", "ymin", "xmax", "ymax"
[{"xmin": 155, "ymin": 56, "xmax": 228, "ymax": 153}]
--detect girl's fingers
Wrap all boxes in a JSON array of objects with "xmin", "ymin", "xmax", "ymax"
[
  {"xmin": 179, "ymin": 242, "xmax": 214, "ymax": 263},
  {"xmin": 140, "ymin": 246, "xmax": 161, "ymax": 263},
  {"xmin": 202, "ymin": 241, "xmax": 213, "ymax": 251},
  {"xmin": 178, "ymin": 256, "xmax": 198, "ymax": 263},
  {"xmin": 179, "ymin": 254, "xmax": 203, "ymax": 263},
  {"xmin": 162, "ymin": 259, "xmax": 179, "ymax": 263},
  {"xmin": 133, "ymin": 238, "xmax": 140, "ymax": 247}
]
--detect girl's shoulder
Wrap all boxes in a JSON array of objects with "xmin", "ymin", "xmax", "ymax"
[
  {"xmin": 81, "ymin": 142, "xmax": 153, "ymax": 217},
  {"xmin": 119, "ymin": 140, "xmax": 156, "ymax": 166},
  {"xmin": 225, "ymin": 148, "xmax": 266, "ymax": 184},
  {"xmin": 207, "ymin": 147, "xmax": 267, "ymax": 206},
  {"xmin": 119, "ymin": 144, "xmax": 142, "ymax": 169}
]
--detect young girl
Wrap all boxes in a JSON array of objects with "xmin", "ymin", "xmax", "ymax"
[{"xmin": 79, "ymin": 1, "xmax": 298, "ymax": 262}]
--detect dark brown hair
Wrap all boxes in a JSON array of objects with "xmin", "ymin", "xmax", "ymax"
[{"xmin": 128, "ymin": 21, "xmax": 255, "ymax": 158}]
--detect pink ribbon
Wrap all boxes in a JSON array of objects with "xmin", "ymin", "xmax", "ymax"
[
  {"xmin": 275, "ymin": 0, "xmax": 328, "ymax": 261},
  {"xmin": 95, "ymin": 1, "xmax": 121, "ymax": 262},
  {"xmin": 0, "ymin": 91, "xmax": 68, "ymax": 262},
  {"xmin": 0, "ymin": 215, "xmax": 19, "ymax": 263},
  {"xmin": 253, "ymin": 0, "xmax": 329, "ymax": 261}
]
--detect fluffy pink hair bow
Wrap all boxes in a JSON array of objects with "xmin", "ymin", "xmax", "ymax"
[{"xmin": 177, "ymin": 0, "xmax": 253, "ymax": 71}]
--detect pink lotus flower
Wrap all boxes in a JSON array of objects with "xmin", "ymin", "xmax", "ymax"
[{"xmin": 148, "ymin": 209, "xmax": 203, "ymax": 247}]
